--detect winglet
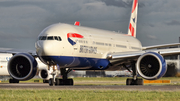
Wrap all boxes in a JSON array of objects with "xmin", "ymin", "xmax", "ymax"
[
  {"xmin": 128, "ymin": 0, "xmax": 138, "ymax": 37},
  {"xmin": 74, "ymin": 21, "xmax": 80, "ymax": 26}
]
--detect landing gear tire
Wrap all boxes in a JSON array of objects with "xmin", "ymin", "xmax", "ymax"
[
  {"xmin": 50, "ymin": 78, "xmax": 74, "ymax": 86},
  {"xmin": 9, "ymin": 79, "xmax": 19, "ymax": 83},
  {"xmin": 49, "ymin": 78, "xmax": 54, "ymax": 86},
  {"xmin": 136, "ymin": 79, "xmax": 143, "ymax": 85},
  {"xmin": 59, "ymin": 79, "xmax": 73, "ymax": 85},
  {"xmin": 43, "ymin": 80, "xmax": 49, "ymax": 83},
  {"xmin": 55, "ymin": 78, "xmax": 60, "ymax": 85},
  {"xmin": 126, "ymin": 78, "xmax": 132, "ymax": 85},
  {"xmin": 68, "ymin": 79, "xmax": 73, "ymax": 85},
  {"xmin": 48, "ymin": 68, "xmax": 74, "ymax": 86},
  {"xmin": 125, "ymin": 62, "xmax": 144, "ymax": 85},
  {"xmin": 126, "ymin": 78, "xmax": 143, "ymax": 85}
]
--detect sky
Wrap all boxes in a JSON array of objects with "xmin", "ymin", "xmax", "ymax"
[{"xmin": 0, "ymin": 0, "xmax": 180, "ymax": 51}]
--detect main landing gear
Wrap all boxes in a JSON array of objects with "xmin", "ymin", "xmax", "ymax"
[
  {"xmin": 124, "ymin": 62, "xmax": 143, "ymax": 85},
  {"xmin": 9, "ymin": 78, "xmax": 19, "ymax": 83},
  {"xmin": 49, "ymin": 68, "xmax": 73, "ymax": 86}
]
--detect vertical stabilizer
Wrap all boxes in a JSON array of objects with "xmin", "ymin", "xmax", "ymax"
[
  {"xmin": 128, "ymin": 0, "xmax": 138, "ymax": 37},
  {"xmin": 74, "ymin": 21, "xmax": 80, "ymax": 26}
]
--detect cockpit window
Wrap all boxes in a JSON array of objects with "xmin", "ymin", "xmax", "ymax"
[
  {"xmin": 58, "ymin": 37, "xmax": 62, "ymax": 41},
  {"xmin": 41, "ymin": 36, "xmax": 47, "ymax": 40},
  {"xmin": 39, "ymin": 36, "xmax": 62, "ymax": 41},
  {"xmin": 54, "ymin": 36, "xmax": 59, "ymax": 41},
  {"xmin": 38, "ymin": 36, "xmax": 42, "ymax": 40},
  {"xmin": 47, "ymin": 36, "xmax": 54, "ymax": 40}
]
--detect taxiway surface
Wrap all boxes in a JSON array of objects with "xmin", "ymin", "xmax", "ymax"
[{"xmin": 0, "ymin": 83, "xmax": 180, "ymax": 91}]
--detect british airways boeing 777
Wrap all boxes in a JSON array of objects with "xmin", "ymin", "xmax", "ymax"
[{"xmin": 6, "ymin": 0, "xmax": 180, "ymax": 86}]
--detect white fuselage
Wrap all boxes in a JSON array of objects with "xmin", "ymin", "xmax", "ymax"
[
  {"xmin": 0, "ymin": 53, "xmax": 12, "ymax": 75},
  {"xmin": 36, "ymin": 23, "xmax": 142, "ymax": 70},
  {"xmin": 36, "ymin": 23, "xmax": 142, "ymax": 69}
]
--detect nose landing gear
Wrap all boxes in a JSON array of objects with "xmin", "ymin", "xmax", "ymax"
[
  {"xmin": 48, "ymin": 65, "xmax": 73, "ymax": 86},
  {"xmin": 54, "ymin": 68, "xmax": 73, "ymax": 86}
]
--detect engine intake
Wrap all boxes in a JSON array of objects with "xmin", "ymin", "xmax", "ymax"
[
  {"xmin": 8, "ymin": 53, "xmax": 38, "ymax": 81},
  {"xmin": 39, "ymin": 69, "xmax": 52, "ymax": 80},
  {"xmin": 136, "ymin": 52, "xmax": 167, "ymax": 80}
]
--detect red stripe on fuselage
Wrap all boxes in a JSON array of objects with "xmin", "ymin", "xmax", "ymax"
[
  {"xmin": 67, "ymin": 33, "xmax": 84, "ymax": 38},
  {"xmin": 132, "ymin": 0, "xmax": 138, "ymax": 13}
]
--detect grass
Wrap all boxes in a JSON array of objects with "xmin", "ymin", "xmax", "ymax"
[{"xmin": 0, "ymin": 89, "xmax": 180, "ymax": 101}]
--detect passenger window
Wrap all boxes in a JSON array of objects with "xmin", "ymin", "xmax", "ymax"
[
  {"xmin": 47, "ymin": 36, "xmax": 54, "ymax": 40},
  {"xmin": 41, "ymin": 36, "xmax": 47, "ymax": 40}
]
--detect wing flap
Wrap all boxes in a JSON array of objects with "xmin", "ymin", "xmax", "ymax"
[{"xmin": 107, "ymin": 51, "xmax": 145, "ymax": 60}]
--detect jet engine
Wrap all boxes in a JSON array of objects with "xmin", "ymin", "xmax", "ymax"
[
  {"xmin": 136, "ymin": 52, "xmax": 167, "ymax": 80},
  {"xmin": 39, "ymin": 69, "xmax": 52, "ymax": 80},
  {"xmin": 8, "ymin": 53, "xmax": 38, "ymax": 81}
]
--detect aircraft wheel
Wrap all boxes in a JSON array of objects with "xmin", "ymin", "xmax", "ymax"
[
  {"xmin": 126, "ymin": 78, "xmax": 132, "ymax": 85},
  {"xmin": 126, "ymin": 78, "xmax": 143, "ymax": 85},
  {"xmin": 59, "ymin": 79, "xmax": 74, "ymax": 85},
  {"xmin": 55, "ymin": 78, "xmax": 60, "ymax": 86},
  {"xmin": 136, "ymin": 79, "xmax": 143, "ymax": 85},
  {"xmin": 9, "ymin": 79, "xmax": 19, "ymax": 83},
  {"xmin": 49, "ymin": 78, "xmax": 54, "ymax": 86},
  {"xmin": 43, "ymin": 80, "xmax": 49, "ymax": 83},
  {"xmin": 68, "ymin": 79, "xmax": 74, "ymax": 85}
]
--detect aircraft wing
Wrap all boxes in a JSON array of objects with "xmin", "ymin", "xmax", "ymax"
[
  {"xmin": 142, "ymin": 43, "xmax": 180, "ymax": 50},
  {"xmin": 0, "ymin": 48, "xmax": 37, "ymax": 56},
  {"xmin": 107, "ymin": 51, "xmax": 145, "ymax": 60},
  {"xmin": 108, "ymin": 43, "xmax": 180, "ymax": 60},
  {"xmin": 107, "ymin": 48, "xmax": 180, "ymax": 62}
]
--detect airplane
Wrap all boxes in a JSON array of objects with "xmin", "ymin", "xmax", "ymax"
[{"xmin": 4, "ymin": 0, "xmax": 180, "ymax": 86}]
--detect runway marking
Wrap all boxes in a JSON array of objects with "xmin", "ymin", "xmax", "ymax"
[
  {"xmin": 144, "ymin": 80, "xmax": 171, "ymax": 83},
  {"xmin": 34, "ymin": 80, "xmax": 40, "ymax": 82}
]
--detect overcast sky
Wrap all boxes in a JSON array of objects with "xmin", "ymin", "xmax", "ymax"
[{"xmin": 0, "ymin": 0, "xmax": 180, "ymax": 50}]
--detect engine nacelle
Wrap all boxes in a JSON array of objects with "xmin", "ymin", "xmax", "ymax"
[
  {"xmin": 8, "ymin": 53, "xmax": 38, "ymax": 81},
  {"xmin": 136, "ymin": 52, "xmax": 167, "ymax": 80},
  {"xmin": 39, "ymin": 69, "xmax": 52, "ymax": 80}
]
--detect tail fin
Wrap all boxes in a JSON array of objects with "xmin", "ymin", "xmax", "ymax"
[
  {"xmin": 128, "ymin": 0, "xmax": 138, "ymax": 37},
  {"xmin": 74, "ymin": 21, "xmax": 80, "ymax": 26}
]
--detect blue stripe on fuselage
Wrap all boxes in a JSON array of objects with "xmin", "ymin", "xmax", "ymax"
[
  {"xmin": 68, "ymin": 38, "xmax": 76, "ymax": 45},
  {"xmin": 40, "ymin": 56, "xmax": 110, "ymax": 70}
]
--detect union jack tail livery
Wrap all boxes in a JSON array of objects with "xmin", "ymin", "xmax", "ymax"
[
  {"xmin": 74, "ymin": 21, "xmax": 80, "ymax": 26},
  {"xmin": 128, "ymin": 0, "xmax": 138, "ymax": 37}
]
